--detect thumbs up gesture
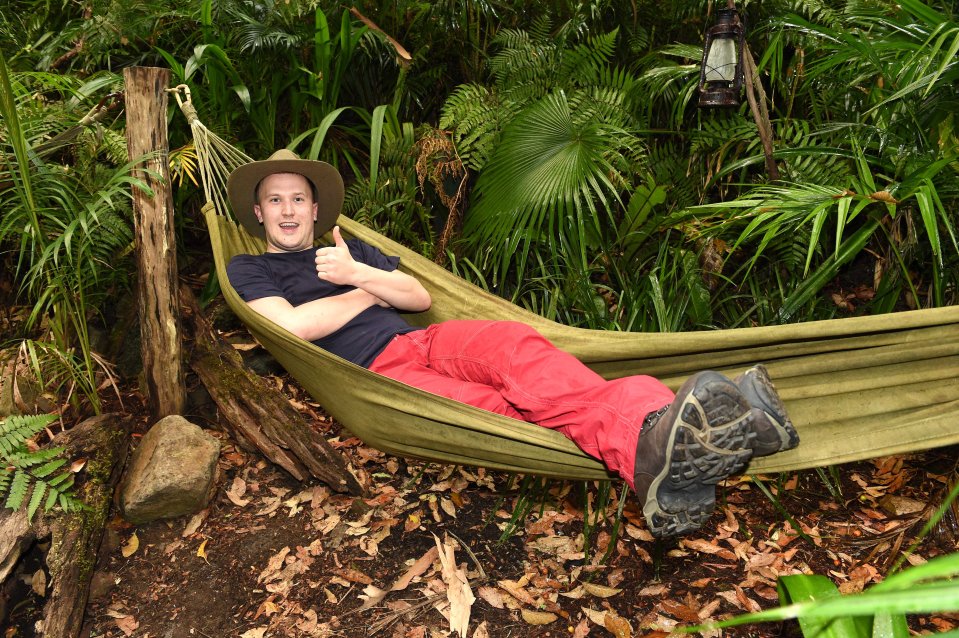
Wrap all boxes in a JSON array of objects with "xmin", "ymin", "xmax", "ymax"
[{"xmin": 315, "ymin": 226, "xmax": 357, "ymax": 285}]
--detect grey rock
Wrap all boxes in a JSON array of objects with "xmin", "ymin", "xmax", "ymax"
[{"xmin": 119, "ymin": 415, "xmax": 220, "ymax": 524}]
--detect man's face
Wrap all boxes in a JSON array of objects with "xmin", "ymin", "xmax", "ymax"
[{"xmin": 253, "ymin": 172, "xmax": 318, "ymax": 253}]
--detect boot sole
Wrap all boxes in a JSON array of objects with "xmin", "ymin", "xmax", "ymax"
[
  {"xmin": 642, "ymin": 376, "xmax": 753, "ymax": 538},
  {"xmin": 739, "ymin": 365, "xmax": 800, "ymax": 454}
]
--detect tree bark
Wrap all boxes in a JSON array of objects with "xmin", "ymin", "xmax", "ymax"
[
  {"xmin": 0, "ymin": 413, "xmax": 131, "ymax": 638},
  {"xmin": 180, "ymin": 285, "xmax": 363, "ymax": 495},
  {"xmin": 124, "ymin": 66, "xmax": 186, "ymax": 419}
]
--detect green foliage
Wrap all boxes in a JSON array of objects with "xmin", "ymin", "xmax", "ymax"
[
  {"xmin": 685, "ymin": 540, "xmax": 959, "ymax": 637},
  {"xmin": 0, "ymin": 414, "xmax": 83, "ymax": 519},
  {"xmin": 0, "ymin": 52, "xmax": 139, "ymax": 410},
  {"xmin": 648, "ymin": 0, "xmax": 959, "ymax": 326},
  {"xmin": 441, "ymin": 22, "xmax": 675, "ymax": 327},
  {"xmin": 340, "ymin": 105, "xmax": 435, "ymax": 256},
  {"xmin": 682, "ymin": 470, "xmax": 959, "ymax": 636}
]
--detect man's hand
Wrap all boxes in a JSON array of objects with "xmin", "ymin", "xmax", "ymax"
[
  {"xmin": 315, "ymin": 226, "xmax": 356, "ymax": 285},
  {"xmin": 313, "ymin": 225, "xmax": 431, "ymax": 313}
]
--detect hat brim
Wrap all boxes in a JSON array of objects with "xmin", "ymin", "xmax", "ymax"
[{"xmin": 227, "ymin": 157, "xmax": 344, "ymax": 240}]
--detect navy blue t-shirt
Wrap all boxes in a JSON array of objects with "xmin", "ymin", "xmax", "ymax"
[{"xmin": 227, "ymin": 239, "xmax": 422, "ymax": 368}]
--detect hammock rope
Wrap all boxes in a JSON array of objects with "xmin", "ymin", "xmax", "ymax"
[{"xmin": 174, "ymin": 88, "xmax": 959, "ymax": 479}]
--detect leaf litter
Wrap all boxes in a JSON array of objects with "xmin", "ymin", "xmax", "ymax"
[{"xmin": 83, "ymin": 381, "xmax": 959, "ymax": 638}]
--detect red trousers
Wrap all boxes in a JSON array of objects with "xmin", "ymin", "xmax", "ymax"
[{"xmin": 369, "ymin": 320, "xmax": 675, "ymax": 488}]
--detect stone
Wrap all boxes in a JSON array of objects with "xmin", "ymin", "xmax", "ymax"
[
  {"xmin": 878, "ymin": 494, "xmax": 926, "ymax": 517},
  {"xmin": 119, "ymin": 415, "xmax": 220, "ymax": 524}
]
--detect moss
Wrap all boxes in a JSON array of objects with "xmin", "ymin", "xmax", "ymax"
[{"xmin": 43, "ymin": 415, "xmax": 128, "ymax": 583}]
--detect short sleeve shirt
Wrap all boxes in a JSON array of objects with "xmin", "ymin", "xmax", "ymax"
[{"xmin": 227, "ymin": 239, "xmax": 422, "ymax": 368}]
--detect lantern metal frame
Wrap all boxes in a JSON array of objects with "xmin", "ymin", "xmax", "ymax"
[{"xmin": 697, "ymin": 6, "xmax": 746, "ymax": 108}]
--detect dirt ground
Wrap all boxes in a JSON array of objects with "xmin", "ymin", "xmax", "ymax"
[{"xmin": 5, "ymin": 366, "xmax": 959, "ymax": 638}]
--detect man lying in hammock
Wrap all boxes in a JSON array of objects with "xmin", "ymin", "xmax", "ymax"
[{"xmin": 225, "ymin": 150, "xmax": 800, "ymax": 539}]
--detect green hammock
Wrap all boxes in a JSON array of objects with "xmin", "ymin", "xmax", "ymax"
[{"xmin": 179, "ymin": 89, "xmax": 959, "ymax": 481}]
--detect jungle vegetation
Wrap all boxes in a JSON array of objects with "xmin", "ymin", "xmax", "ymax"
[{"xmin": 0, "ymin": 0, "xmax": 957, "ymax": 626}]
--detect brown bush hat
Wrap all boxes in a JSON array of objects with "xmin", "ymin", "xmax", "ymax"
[{"xmin": 226, "ymin": 149, "xmax": 345, "ymax": 239}]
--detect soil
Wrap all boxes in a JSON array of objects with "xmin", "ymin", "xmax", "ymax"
[{"xmin": 4, "ymin": 336, "xmax": 959, "ymax": 638}]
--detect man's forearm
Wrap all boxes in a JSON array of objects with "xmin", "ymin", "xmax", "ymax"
[
  {"xmin": 248, "ymin": 288, "xmax": 380, "ymax": 342},
  {"xmin": 351, "ymin": 263, "xmax": 432, "ymax": 312}
]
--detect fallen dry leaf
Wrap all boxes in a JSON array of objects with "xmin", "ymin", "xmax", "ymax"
[
  {"xmin": 560, "ymin": 585, "xmax": 586, "ymax": 599},
  {"xmin": 660, "ymin": 599, "xmax": 701, "ymax": 623},
  {"xmin": 434, "ymin": 533, "xmax": 475, "ymax": 637},
  {"xmin": 440, "ymin": 496, "xmax": 457, "ymax": 517},
  {"xmin": 31, "ymin": 569, "xmax": 46, "ymax": 597},
  {"xmin": 182, "ymin": 509, "xmax": 209, "ymax": 537},
  {"xmin": 359, "ymin": 535, "xmax": 379, "ymax": 556},
  {"xmin": 335, "ymin": 567, "xmax": 373, "ymax": 584},
  {"xmin": 256, "ymin": 496, "xmax": 283, "ymax": 517},
  {"xmin": 473, "ymin": 620, "xmax": 490, "ymax": 638},
  {"xmin": 120, "ymin": 532, "xmax": 139, "ymax": 558},
  {"xmin": 879, "ymin": 495, "xmax": 925, "ymax": 516},
  {"xmin": 604, "ymin": 609, "xmax": 632, "ymax": 638},
  {"xmin": 225, "ymin": 477, "xmax": 251, "ymax": 507},
  {"xmin": 258, "ymin": 546, "xmax": 291, "ymax": 583},
  {"xmin": 253, "ymin": 598, "xmax": 279, "ymax": 620},
  {"xmin": 239, "ymin": 628, "xmax": 267, "ymax": 638},
  {"xmin": 114, "ymin": 614, "xmax": 138, "ymax": 637},
  {"xmin": 572, "ymin": 618, "xmax": 590, "ymax": 638},
  {"xmin": 497, "ymin": 579, "xmax": 537, "ymax": 606},
  {"xmin": 699, "ymin": 598, "xmax": 722, "ymax": 620},
  {"xmin": 521, "ymin": 609, "xmax": 557, "ymax": 625},
  {"xmin": 477, "ymin": 585, "xmax": 505, "ymax": 609},
  {"xmin": 582, "ymin": 582, "xmax": 621, "ymax": 598},
  {"xmin": 358, "ymin": 546, "xmax": 438, "ymax": 610},
  {"xmin": 405, "ymin": 511, "xmax": 422, "ymax": 532},
  {"xmin": 583, "ymin": 607, "xmax": 608, "ymax": 627},
  {"xmin": 197, "ymin": 538, "xmax": 209, "ymax": 562}
]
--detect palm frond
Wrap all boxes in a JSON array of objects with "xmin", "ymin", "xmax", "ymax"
[{"xmin": 465, "ymin": 90, "xmax": 642, "ymax": 276}]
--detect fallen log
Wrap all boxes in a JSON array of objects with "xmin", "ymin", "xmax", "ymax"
[
  {"xmin": 180, "ymin": 284, "xmax": 363, "ymax": 495},
  {"xmin": 0, "ymin": 413, "xmax": 131, "ymax": 638}
]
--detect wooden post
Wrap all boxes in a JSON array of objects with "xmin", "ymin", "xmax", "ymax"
[{"xmin": 123, "ymin": 67, "xmax": 186, "ymax": 418}]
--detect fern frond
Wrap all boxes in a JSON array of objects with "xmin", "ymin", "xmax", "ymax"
[
  {"xmin": 4, "ymin": 470, "xmax": 30, "ymax": 510},
  {"xmin": 47, "ymin": 471, "xmax": 75, "ymax": 489},
  {"xmin": 28, "ymin": 480, "xmax": 47, "ymax": 519},
  {"xmin": 440, "ymin": 83, "xmax": 513, "ymax": 171},
  {"xmin": 0, "ymin": 414, "xmax": 57, "ymax": 458},
  {"xmin": 0, "ymin": 414, "xmax": 79, "ymax": 516},
  {"xmin": 559, "ymin": 29, "xmax": 618, "ymax": 87},
  {"xmin": 32, "ymin": 456, "xmax": 67, "ymax": 479},
  {"xmin": 8, "ymin": 446, "xmax": 63, "ymax": 470}
]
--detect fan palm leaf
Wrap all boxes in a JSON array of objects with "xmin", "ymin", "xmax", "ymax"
[{"xmin": 463, "ymin": 90, "xmax": 643, "ymax": 279}]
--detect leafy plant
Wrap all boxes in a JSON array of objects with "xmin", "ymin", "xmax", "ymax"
[
  {"xmin": 683, "ymin": 550, "xmax": 959, "ymax": 637},
  {"xmin": 683, "ymin": 471, "xmax": 959, "ymax": 636},
  {"xmin": 0, "ymin": 52, "xmax": 141, "ymax": 411},
  {"xmin": 0, "ymin": 414, "xmax": 82, "ymax": 519}
]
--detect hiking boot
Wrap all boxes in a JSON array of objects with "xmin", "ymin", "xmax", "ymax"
[
  {"xmin": 734, "ymin": 365, "xmax": 800, "ymax": 457},
  {"xmin": 633, "ymin": 371, "xmax": 754, "ymax": 538}
]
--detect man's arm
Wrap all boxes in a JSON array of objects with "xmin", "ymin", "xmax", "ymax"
[
  {"xmin": 247, "ymin": 288, "xmax": 383, "ymax": 342},
  {"xmin": 315, "ymin": 226, "xmax": 432, "ymax": 312}
]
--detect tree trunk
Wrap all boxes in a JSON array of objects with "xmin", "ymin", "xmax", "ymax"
[
  {"xmin": 124, "ymin": 66, "xmax": 186, "ymax": 419},
  {"xmin": 0, "ymin": 413, "xmax": 131, "ymax": 638},
  {"xmin": 180, "ymin": 285, "xmax": 363, "ymax": 495}
]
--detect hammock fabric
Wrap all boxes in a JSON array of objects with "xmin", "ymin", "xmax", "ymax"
[
  {"xmin": 206, "ymin": 202, "xmax": 959, "ymax": 480},
  {"xmin": 174, "ymin": 84, "xmax": 959, "ymax": 480}
]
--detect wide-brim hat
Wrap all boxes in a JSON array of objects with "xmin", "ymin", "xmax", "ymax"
[{"xmin": 227, "ymin": 149, "xmax": 344, "ymax": 240}]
